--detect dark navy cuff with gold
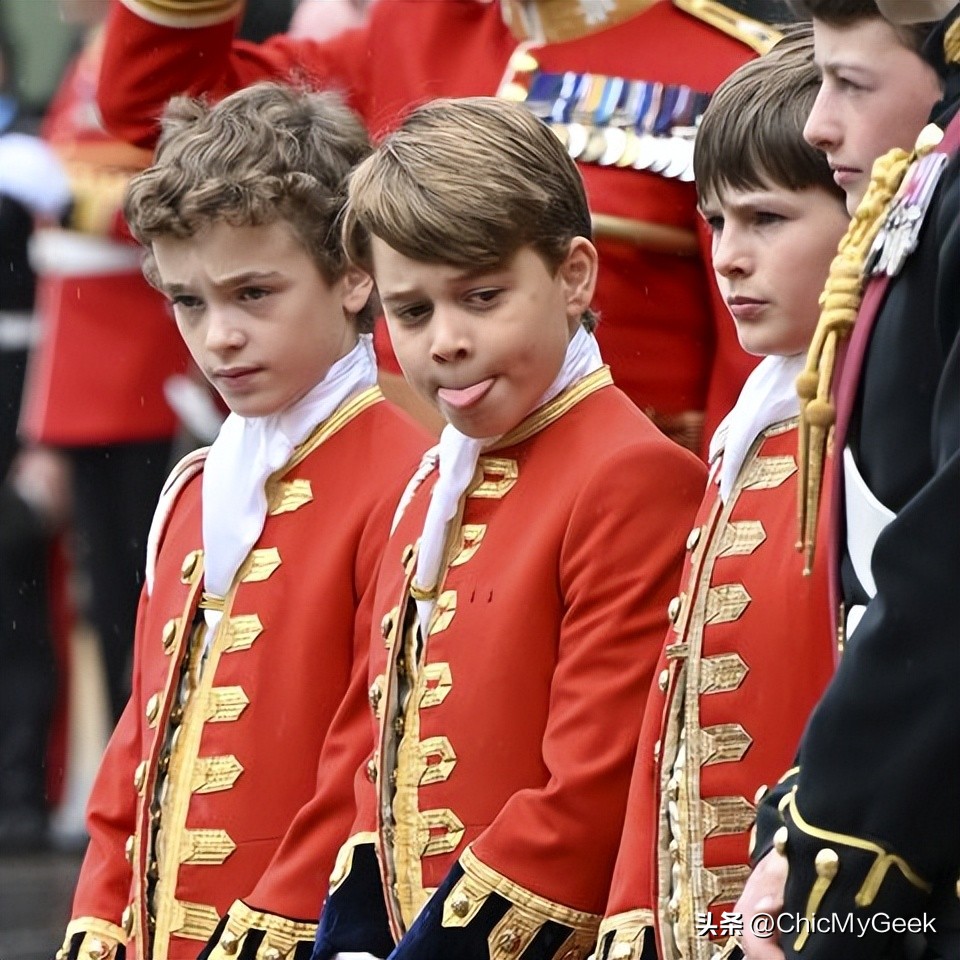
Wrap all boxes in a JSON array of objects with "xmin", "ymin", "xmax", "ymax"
[
  {"xmin": 750, "ymin": 767, "xmax": 799, "ymax": 867},
  {"xmin": 198, "ymin": 900, "xmax": 317, "ymax": 960},
  {"xmin": 779, "ymin": 793, "xmax": 932, "ymax": 959},
  {"xmin": 58, "ymin": 919, "xmax": 127, "ymax": 960}
]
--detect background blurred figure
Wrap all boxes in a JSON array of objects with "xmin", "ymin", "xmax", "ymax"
[{"xmin": 289, "ymin": 0, "xmax": 374, "ymax": 40}]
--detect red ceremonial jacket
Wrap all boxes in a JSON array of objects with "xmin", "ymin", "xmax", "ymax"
[
  {"xmin": 60, "ymin": 391, "xmax": 427, "ymax": 960},
  {"xmin": 20, "ymin": 28, "xmax": 190, "ymax": 446},
  {"xmin": 597, "ymin": 420, "xmax": 837, "ymax": 960},
  {"xmin": 95, "ymin": 0, "xmax": 784, "ymax": 453},
  {"xmin": 299, "ymin": 371, "xmax": 706, "ymax": 960}
]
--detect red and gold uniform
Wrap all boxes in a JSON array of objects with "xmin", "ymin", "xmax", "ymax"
[
  {"xmin": 597, "ymin": 414, "xmax": 836, "ymax": 960},
  {"xmin": 293, "ymin": 371, "xmax": 706, "ymax": 960},
  {"xmin": 96, "ymin": 0, "xmax": 796, "ymax": 454},
  {"xmin": 59, "ymin": 391, "xmax": 427, "ymax": 960}
]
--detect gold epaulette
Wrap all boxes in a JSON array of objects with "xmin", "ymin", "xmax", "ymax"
[
  {"xmin": 58, "ymin": 918, "xmax": 128, "ymax": 960},
  {"xmin": 672, "ymin": 0, "xmax": 787, "ymax": 54},
  {"xmin": 205, "ymin": 900, "xmax": 317, "ymax": 960},
  {"xmin": 442, "ymin": 846, "xmax": 602, "ymax": 959},
  {"xmin": 118, "ymin": 0, "xmax": 242, "ymax": 29}
]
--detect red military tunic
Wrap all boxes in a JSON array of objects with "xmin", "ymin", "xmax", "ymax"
[
  {"xmin": 20, "ymin": 27, "xmax": 189, "ymax": 447},
  {"xmin": 309, "ymin": 371, "xmax": 705, "ymax": 959},
  {"xmin": 61, "ymin": 391, "xmax": 427, "ymax": 960},
  {"xmin": 597, "ymin": 419, "xmax": 837, "ymax": 960},
  {"xmin": 96, "ymin": 0, "xmax": 785, "ymax": 452}
]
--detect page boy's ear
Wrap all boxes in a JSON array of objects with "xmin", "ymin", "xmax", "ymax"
[
  {"xmin": 559, "ymin": 236, "xmax": 599, "ymax": 329},
  {"xmin": 340, "ymin": 265, "xmax": 375, "ymax": 315}
]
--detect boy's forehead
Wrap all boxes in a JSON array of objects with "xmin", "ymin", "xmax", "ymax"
[{"xmin": 811, "ymin": 15, "xmax": 906, "ymax": 68}]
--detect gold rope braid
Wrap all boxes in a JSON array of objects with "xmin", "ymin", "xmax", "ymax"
[
  {"xmin": 945, "ymin": 17, "xmax": 960, "ymax": 65},
  {"xmin": 795, "ymin": 146, "xmax": 912, "ymax": 573}
]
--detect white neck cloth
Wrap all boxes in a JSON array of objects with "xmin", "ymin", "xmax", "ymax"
[
  {"xmin": 412, "ymin": 326, "xmax": 603, "ymax": 628},
  {"xmin": 201, "ymin": 335, "xmax": 377, "ymax": 632},
  {"xmin": 709, "ymin": 352, "xmax": 805, "ymax": 503}
]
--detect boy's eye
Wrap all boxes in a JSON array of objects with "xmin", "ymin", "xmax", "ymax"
[
  {"xmin": 239, "ymin": 286, "xmax": 271, "ymax": 302},
  {"xmin": 395, "ymin": 302, "xmax": 433, "ymax": 324},
  {"xmin": 465, "ymin": 288, "xmax": 503, "ymax": 308},
  {"xmin": 753, "ymin": 211, "xmax": 786, "ymax": 227},
  {"xmin": 171, "ymin": 294, "xmax": 203, "ymax": 311},
  {"xmin": 703, "ymin": 215, "xmax": 724, "ymax": 235}
]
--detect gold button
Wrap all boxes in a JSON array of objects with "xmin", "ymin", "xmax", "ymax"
[
  {"xmin": 667, "ymin": 595, "xmax": 682, "ymax": 623},
  {"xmin": 133, "ymin": 760, "xmax": 148, "ymax": 792},
  {"xmin": 121, "ymin": 905, "xmax": 133, "ymax": 935},
  {"xmin": 449, "ymin": 893, "xmax": 471, "ymax": 918},
  {"xmin": 180, "ymin": 549, "xmax": 201, "ymax": 582},
  {"xmin": 395, "ymin": 717, "xmax": 405, "ymax": 737},
  {"xmin": 124, "ymin": 834, "xmax": 135, "ymax": 863},
  {"xmin": 610, "ymin": 945, "xmax": 633, "ymax": 960},
  {"xmin": 169, "ymin": 705, "xmax": 184, "ymax": 726},
  {"xmin": 219, "ymin": 933, "xmax": 239, "ymax": 956},
  {"xmin": 400, "ymin": 543, "xmax": 415, "ymax": 571},
  {"xmin": 754, "ymin": 783, "xmax": 768, "ymax": 804},
  {"xmin": 366, "ymin": 758, "xmax": 378, "ymax": 784},
  {"xmin": 686, "ymin": 526, "xmax": 701, "ymax": 551},
  {"xmin": 262, "ymin": 949, "xmax": 280, "ymax": 960},
  {"xmin": 773, "ymin": 826, "xmax": 788, "ymax": 856},
  {"xmin": 86, "ymin": 938, "xmax": 110, "ymax": 960},
  {"xmin": 815, "ymin": 847, "xmax": 839, "ymax": 879},
  {"xmin": 658, "ymin": 668, "xmax": 669, "ymax": 692},
  {"xmin": 145, "ymin": 693, "xmax": 161, "ymax": 725},
  {"xmin": 158, "ymin": 752, "xmax": 170, "ymax": 773},
  {"xmin": 380, "ymin": 611, "xmax": 394, "ymax": 639},
  {"xmin": 161, "ymin": 618, "xmax": 178, "ymax": 653},
  {"xmin": 496, "ymin": 930, "xmax": 521, "ymax": 954},
  {"xmin": 653, "ymin": 739, "xmax": 661, "ymax": 760},
  {"xmin": 368, "ymin": 680, "xmax": 382, "ymax": 713},
  {"xmin": 56, "ymin": 950, "xmax": 66, "ymax": 960}
]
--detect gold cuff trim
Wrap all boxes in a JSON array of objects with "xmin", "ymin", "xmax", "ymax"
[
  {"xmin": 442, "ymin": 845, "xmax": 602, "ymax": 934},
  {"xmin": 119, "ymin": 0, "xmax": 242, "ymax": 29},
  {"xmin": 494, "ymin": 367, "xmax": 614, "ymax": 450},
  {"xmin": 329, "ymin": 832, "xmax": 378, "ymax": 895},
  {"xmin": 210, "ymin": 899, "xmax": 317, "ymax": 960},
  {"xmin": 596, "ymin": 908, "xmax": 655, "ymax": 960},
  {"xmin": 61, "ymin": 919, "xmax": 127, "ymax": 960},
  {"xmin": 786, "ymin": 794, "xmax": 931, "ymax": 906}
]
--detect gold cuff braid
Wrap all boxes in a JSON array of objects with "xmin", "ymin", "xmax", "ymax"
[
  {"xmin": 206, "ymin": 900, "xmax": 317, "ymax": 960},
  {"xmin": 58, "ymin": 918, "xmax": 128, "ymax": 960}
]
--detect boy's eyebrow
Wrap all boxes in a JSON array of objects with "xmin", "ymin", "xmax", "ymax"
[
  {"xmin": 161, "ymin": 270, "xmax": 284, "ymax": 296},
  {"xmin": 816, "ymin": 59, "xmax": 874, "ymax": 79},
  {"xmin": 379, "ymin": 266, "xmax": 501, "ymax": 303}
]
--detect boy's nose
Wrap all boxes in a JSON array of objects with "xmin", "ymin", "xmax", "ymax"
[
  {"xmin": 205, "ymin": 307, "xmax": 246, "ymax": 353},
  {"xmin": 803, "ymin": 89, "xmax": 839, "ymax": 153},
  {"xmin": 429, "ymin": 309, "xmax": 471, "ymax": 364},
  {"xmin": 712, "ymin": 227, "xmax": 750, "ymax": 279}
]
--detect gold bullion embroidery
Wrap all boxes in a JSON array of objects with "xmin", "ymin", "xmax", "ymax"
[
  {"xmin": 191, "ymin": 755, "xmax": 244, "ymax": 794},
  {"xmin": 329, "ymin": 833, "xmax": 379, "ymax": 894},
  {"xmin": 205, "ymin": 686, "xmax": 249, "ymax": 723},
  {"xmin": 428, "ymin": 591, "xmax": 457, "ymax": 635},
  {"xmin": 699, "ymin": 724, "xmax": 753, "ymax": 765},
  {"xmin": 420, "ymin": 663, "xmax": 453, "ymax": 708},
  {"xmin": 716, "ymin": 520, "xmax": 767, "ymax": 558},
  {"xmin": 701, "ymin": 795, "xmax": 756, "ymax": 838},
  {"xmin": 178, "ymin": 828, "xmax": 236, "ymax": 865},
  {"xmin": 239, "ymin": 548, "xmax": 282, "ymax": 583},
  {"xmin": 222, "ymin": 614, "xmax": 264, "ymax": 653},
  {"xmin": 703, "ymin": 584, "xmax": 751, "ymax": 625},
  {"xmin": 469, "ymin": 459, "xmax": 519, "ymax": 500},
  {"xmin": 417, "ymin": 737, "xmax": 458, "ymax": 786},
  {"xmin": 168, "ymin": 900, "xmax": 221, "ymax": 941},
  {"xmin": 266, "ymin": 478, "xmax": 313, "ymax": 516},
  {"xmin": 450, "ymin": 524, "xmax": 487, "ymax": 567},
  {"xmin": 215, "ymin": 899, "xmax": 317, "ymax": 958},
  {"xmin": 61, "ymin": 919, "xmax": 128, "ymax": 960},
  {"xmin": 596, "ymin": 908, "xmax": 655, "ymax": 960},
  {"xmin": 418, "ymin": 808, "xmax": 466, "ymax": 857},
  {"xmin": 698, "ymin": 653, "xmax": 749, "ymax": 695},
  {"xmin": 741, "ymin": 455, "xmax": 797, "ymax": 491},
  {"xmin": 700, "ymin": 864, "xmax": 752, "ymax": 906}
]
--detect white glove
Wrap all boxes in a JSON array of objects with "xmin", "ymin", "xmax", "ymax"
[{"xmin": 0, "ymin": 133, "xmax": 72, "ymax": 219}]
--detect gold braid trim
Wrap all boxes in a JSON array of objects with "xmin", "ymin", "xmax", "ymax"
[
  {"xmin": 795, "ymin": 147, "xmax": 912, "ymax": 573},
  {"xmin": 945, "ymin": 17, "xmax": 960, "ymax": 64},
  {"xmin": 206, "ymin": 900, "xmax": 317, "ymax": 960},
  {"xmin": 58, "ymin": 919, "xmax": 128, "ymax": 960}
]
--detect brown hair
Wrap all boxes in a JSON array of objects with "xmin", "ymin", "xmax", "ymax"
[
  {"xmin": 694, "ymin": 23, "xmax": 845, "ymax": 205},
  {"xmin": 124, "ymin": 82, "xmax": 374, "ymax": 329},
  {"xmin": 342, "ymin": 96, "xmax": 598, "ymax": 330},
  {"xmin": 793, "ymin": 0, "xmax": 937, "ymax": 51}
]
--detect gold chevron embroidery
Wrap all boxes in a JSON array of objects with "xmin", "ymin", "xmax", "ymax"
[
  {"xmin": 205, "ymin": 686, "xmax": 249, "ymax": 723},
  {"xmin": 240, "ymin": 548, "xmax": 282, "ymax": 583},
  {"xmin": 699, "ymin": 653, "xmax": 749, "ymax": 694},
  {"xmin": 418, "ymin": 808, "xmax": 466, "ymax": 857},
  {"xmin": 470, "ymin": 458, "xmax": 519, "ymax": 500},
  {"xmin": 450, "ymin": 524, "xmax": 487, "ymax": 567},
  {"xmin": 428, "ymin": 591, "xmax": 458, "ymax": 635},
  {"xmin": 222, "ymin": 614, "xmax": 264, "ymax": 653},
  {"xmin": 191, "ymin": 755, "xmax": 244, "ymax": 794},
  {"xmin": 741, "ymin": 455, "xmax": 797, "ymax": 491},
  {"xmin": 418, "ymin": 737, "xmax": 458, "ymax": 786},
  {"xmin": 704, "ymin": 584, "xmax": 751, "ymax": 625},
  {"xmin": 178, "ymin": 828, "xmax": 236, "ymax": 865},
  {"xmin": 699, "ymin": 864, "xmax": 752, "ymax": 906},
  {"xmin": 420, "ymin": 662, "xmax": 453, "ymax": 708},
  {"xmin": 266, "ymin": 478, "xmax": 313, "ymax": 516},
  {"xmin": 699, "ymin": 723, "xmax": 753, "ymax": 765},
  {"xmin": 701, "ymin": 795, "xmax": 757, "ymax": 837},
  {"xmin": 168, "ymin": 900, "xmax": 221, "ymax": 941},
  {"xmin": 716, "ymin": 520, "xmax": 767, "ymax": 558}
]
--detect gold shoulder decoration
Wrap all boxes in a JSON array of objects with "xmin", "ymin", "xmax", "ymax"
[{"xmin": 795, "ymin": 146, "xmax": 913, "ymax": 573}]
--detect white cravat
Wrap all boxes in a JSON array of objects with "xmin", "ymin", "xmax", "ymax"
[
  {"xmin": 201, "ymin": 335, "xmax": 377, "ymax": 634},
  {"xmin": 412, "ymin": 326, "xmax": 603, "ymax": 628},
  {"xmin": 709, "ymin": 353, "xmax": 805, "ymax": 503}
]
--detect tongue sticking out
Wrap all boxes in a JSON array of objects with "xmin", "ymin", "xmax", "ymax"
[{"xmin": 437, "ymin": 378, "xmax": 494, "ymax": 410}]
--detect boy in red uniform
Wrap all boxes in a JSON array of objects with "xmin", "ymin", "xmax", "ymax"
[
  {"xmin": 93, "ymin": 0, "xmax": 802, "ymax": 456},
  {"xmin": 291, "ymin": 96, "xmax": 705, "ymax": 960},
  {"xmin": 595, "ymin": 28, "xmax": 849, "ymax": 960},
  {"xmin": 57, "ymin": 83, "xmax": 427, "ymax": 960}
]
